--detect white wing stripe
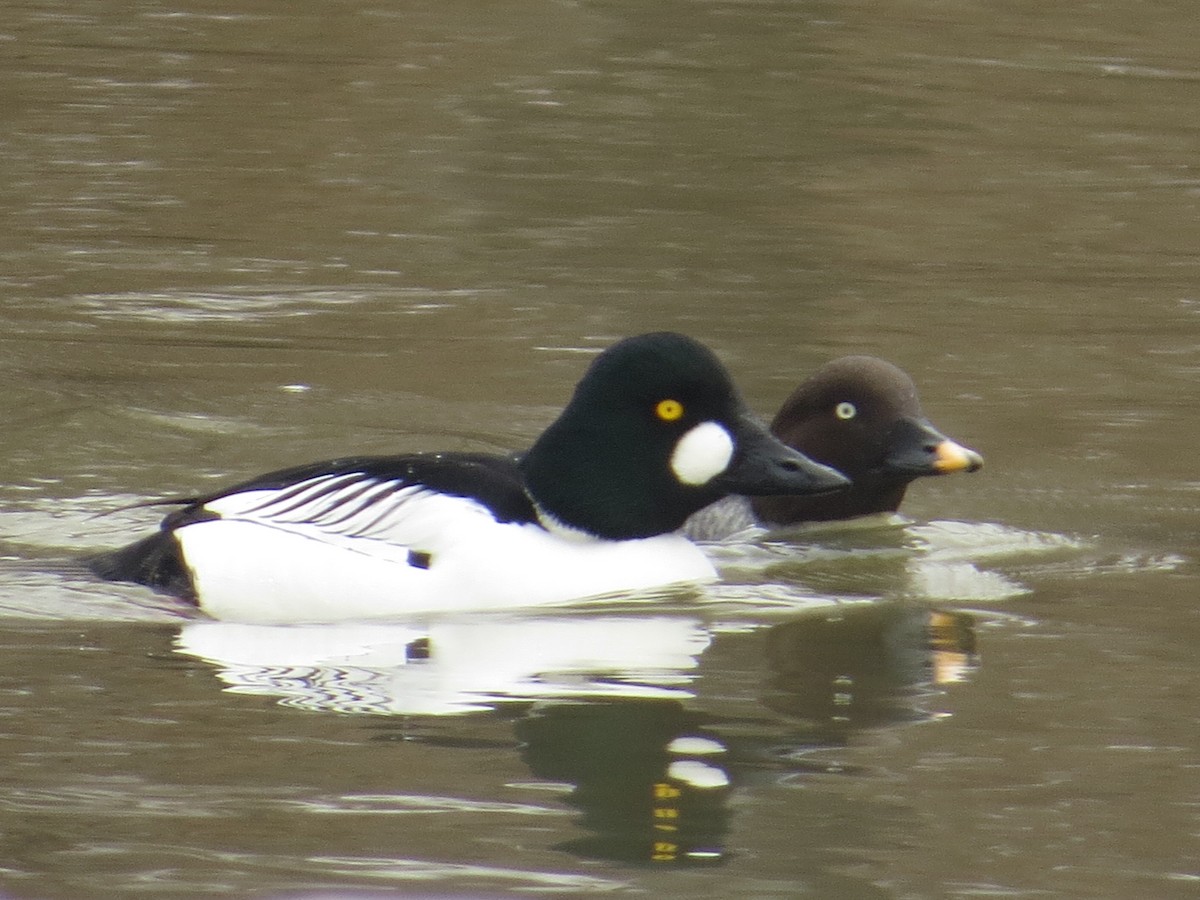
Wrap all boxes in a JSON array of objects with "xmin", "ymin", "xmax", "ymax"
[
  {"xmin": 308, "ymin": 486, "xmax": 427, "ymax": 538},
  {"xmin": 333, "ymin": 487, "xmax": 431, "ymax": 538},
  {"xmin": 240, "ymin": 477, "xmax": 412, "ymax": 528},
  {"xmin": 238, "ymin": 473, "xmax": 366, "ymax": 517},
  {"xmin": 302, "ymin": 480, "xmax": 404, "ymax": 528},
  {"xmin": 202, "ymin": 473, "xmax": 487, "ymax": 545}
]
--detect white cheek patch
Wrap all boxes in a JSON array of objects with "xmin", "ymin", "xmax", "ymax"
[{"xmin": 670, "ymin": 421, "xmax": 735, "ymax": 486}]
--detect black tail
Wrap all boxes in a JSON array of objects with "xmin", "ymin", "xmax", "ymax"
[{"xmin": 85, "ymin": 532, "xmax": 196, "ymax": 602}]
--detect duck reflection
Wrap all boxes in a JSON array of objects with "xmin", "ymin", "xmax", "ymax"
[
  {"xmin": 760, "ymin": 603, "xmax": 977, "ymax": 745},
  {"xmin": 173, "ymin": 601, "xmax": 976, "ymax": 866},
  {"xmin": 176, "ymin": 614, "xmax": 710, "ymax": 715},
  {"xmin": 517, "ymin": 700, "xmax": 732, "ymax": 865}
]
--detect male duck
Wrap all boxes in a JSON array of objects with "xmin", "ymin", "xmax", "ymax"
[
  {"xmin": 685, "ymin": 355, "xmax": 982, "ymax": 539},
  {"xmin": 89, "ymin": 332, "xmax": 849, "ymax": 622}
]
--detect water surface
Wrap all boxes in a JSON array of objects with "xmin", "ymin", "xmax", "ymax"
[{"xmin": 1, "ymin": 1, "xmax": 1196, "ymax": 898}]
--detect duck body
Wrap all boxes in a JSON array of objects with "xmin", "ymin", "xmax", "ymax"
[
  {"xmin": 90, "ymin": 333, "xmax": 849, "ymax": 623},
  {"xmin": 685, "ymin": 356, "xmax": 982, "ymax": 539},
  {"xmin": 120, "ymin": 453, "xmax": 716, "ymax": 623}
]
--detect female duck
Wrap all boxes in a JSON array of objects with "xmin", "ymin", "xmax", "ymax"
[{"xmin": 686, "ymin": 355, "xmax": 982, "ymax": 539}]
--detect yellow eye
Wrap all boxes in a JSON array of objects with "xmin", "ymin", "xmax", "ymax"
[
  {"xmin": 835, "ymin": 401, "xmax": 857, "ymax": 420},
  {"xmin": 655, "ymin": 399, "xmax": 684, "ymax": 422}
]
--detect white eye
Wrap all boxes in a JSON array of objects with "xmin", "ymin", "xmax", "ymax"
[{"xmin": 835, "ymin": 402, "xmax": 857, "ymax": 420}]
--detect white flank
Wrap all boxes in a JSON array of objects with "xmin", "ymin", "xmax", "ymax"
[
  {"xmin": 172, "ymin": 473, "xmax": 719, "ymax": 623},
  {"xmin": 670, "ymin": 421, "xmax": 734, "ymax": 486}
]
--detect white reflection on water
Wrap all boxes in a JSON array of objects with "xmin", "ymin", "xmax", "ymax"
[
  {"xmin": 285, "ymin": 792, "xmax": 560, "ymax": 817},
  {"xmin": 176, "ymin": 615, "xmax": 710, "ymax": 715},
  {"xmin": 0, "ymin": 562, "xmax": 187, "ymax": 623},
  {"xmin": 698, "ymin": 514, "xmax": 1170, "ymax": 606},
  {"xmin": 298, "ymin": 856, "xmax": 625, "ymax": 892},
  {"xmin": 68, "ymin": 288, "xmax": 468, "ymax": 323}
]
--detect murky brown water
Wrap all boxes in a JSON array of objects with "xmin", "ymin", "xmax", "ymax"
[{"xmin": 1, "ymin": 1, "xmax": 1197, "ymax": 898}]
